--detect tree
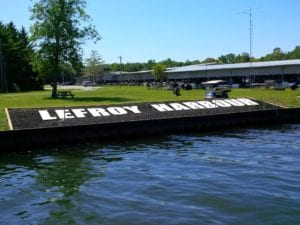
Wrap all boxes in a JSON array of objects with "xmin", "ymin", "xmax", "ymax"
[
  {"xmin": 261, "ymin": 47, "xmax": 285, "ymax": 61},
  {"xmin": 83, "ymin": 50, "xmax": 104, "ymax": 82},
  {"xmin": 0, "ymin": 22, "xmax": 42, "ymax": 92},
  {"xmin": 287, "ymin": 46, "xmax": 300, "ymax": 59},
  {"xmin": 218, "ymin": 53, "xmax": 236, "ymax": 64},
  {"xmin": 30, "ymin": 0, "xmax": 100, "ymax": 98},
  {"xmin": 271, "ymin": 48, "xmax": 285, "ymax": 60},
  {"xmin": 184, "ymin": 59, "xmax": 200, "ymax": 66},
  {"xmin": 152, "ymin": 64, "xmax": 167, "ymax": 81},
  {"xmin": 202, "ymin": 57, "xmax": 217, "ymax": 64},
  {"xmin": 146, "ymin": 59, "xmax": 156, "ymax": 70},
  {"xmin": 235, "ymin": 52, "xmax": 250, "ymax": 63},
  {"xmin": 161, "ymin": 58, "xmax": 174, "ymax": 68}
]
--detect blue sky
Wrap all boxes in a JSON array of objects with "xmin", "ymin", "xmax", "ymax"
[{"xmin": 1, "ymin": 0, "xmax": 300, "ymax": 63}]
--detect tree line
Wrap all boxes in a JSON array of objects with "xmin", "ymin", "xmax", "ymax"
[{"xmin": 0, "ymin": 22, "xmax": 42, "ymax": 92}]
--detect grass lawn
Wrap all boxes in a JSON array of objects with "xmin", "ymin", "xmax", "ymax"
[{"xmin": 1, "ymin": 85, "xmax": 300, "ymax": 131}]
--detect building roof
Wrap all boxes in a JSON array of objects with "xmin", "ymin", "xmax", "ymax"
[
  {"xmin": 167, "ymin": 59, "xmax": 300, "ymax": 73},
  {"xmin": 107, "ymin": 59, "xmax": 300, "ymax": 77}
]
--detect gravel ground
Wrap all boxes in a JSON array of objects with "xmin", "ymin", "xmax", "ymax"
[{"xmin": 44, "ymin": 85, "xmax": 101, "ymax": 91}]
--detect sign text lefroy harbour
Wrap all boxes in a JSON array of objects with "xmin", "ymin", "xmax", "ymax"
[{"xmin": 38, "ymin": 98, "xmax": 259, "ymax": 121}]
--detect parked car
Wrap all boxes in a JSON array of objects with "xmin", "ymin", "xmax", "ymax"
[{"xmin": 81, "ymin": 81, "xmax": 96, "ymax": 87}]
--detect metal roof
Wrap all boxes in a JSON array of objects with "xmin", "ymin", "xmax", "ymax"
[
  {"xmin": 167, "ymin": 59, "xmax": 300, "ymax": 73},
  {"xmin": 107, "ymin": 59, "xmax": 300, "ymax": 76}
]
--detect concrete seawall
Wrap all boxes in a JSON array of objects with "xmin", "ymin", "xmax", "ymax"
[{"xmin": 1, "ymin": 106, "xmax": 300, "ymax": 152}]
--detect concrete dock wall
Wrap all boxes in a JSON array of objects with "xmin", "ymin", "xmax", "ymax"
[{"xmin": 1, "ymin": 107, "xmax": 300, "ymax": 152}]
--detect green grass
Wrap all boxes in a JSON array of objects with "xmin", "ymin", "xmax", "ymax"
[{"xmin": 1, "ymin": 86, "xmax": 300, "ymax": 131}]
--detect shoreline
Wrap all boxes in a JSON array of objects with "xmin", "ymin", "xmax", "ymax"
[{"xmin": 1, "ymin": 98, "xmax": 300, "ymax": 151}]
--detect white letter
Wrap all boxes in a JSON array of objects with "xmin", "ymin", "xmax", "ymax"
[
  {"xmin": 224, "ymin": 99, "xmax": 245, "ymax": 106},
  {"xmin": 197, "ymin": 101, "xmax": 218, "ymax": 109},
  {"xmin": 183, "ymin": 102, "xmax": 205, "ymax": 109},
  {"xmin": 237, "ymin": 98, "xmax": 259, "ymax": 106},
  {"xmin": 151, "ymin": 104, "xmax": 174, "ymax": 112},
  {"xmin": 39, "ymin": 110, "xmax": 57, "ymax": 120},
  {"xmin": 55, "ymin": 109, "xmax": 75, "ymax": 119},
  {"xmin": 123, "ymin": 106, "xmax": 141, "ymax": 114},
  {"xmin": 87, "ymin": 108, "xmax": 110, "ymax": 117},
  {"xmin": 72, "ymin": 109, "xmax": 88, "ymax": 118},
  {"xmin": 107, "ymin": 107, "xmax": 127, "ymax": 115},
  {"xmin": 169, "ymin": 103, "xmax": 190, "ymax": 111},
  {"xmin": 212, "ymin": 100, "xmax": 232, "ymax": 107}
]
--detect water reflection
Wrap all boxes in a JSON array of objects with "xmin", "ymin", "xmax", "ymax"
[
  {"xmin": 33, "ymin": 147, "xmax": 109, "ymax": 224},
  {"xmin": 0, "ymin": 124, "xmax": 299, "ymax": 225}
]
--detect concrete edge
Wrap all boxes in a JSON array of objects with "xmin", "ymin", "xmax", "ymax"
[
  {"xmin": 5, "ymin": 108, "xmax": 14, "ymax": 130},
  {"xmin": 0, "ymin": 107, "xmax": 300, "ymax": 152}
]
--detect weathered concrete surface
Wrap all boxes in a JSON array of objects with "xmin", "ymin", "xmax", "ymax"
[{"xmin": 1, "ymin": 99, "xmax": 300, "ymax": 152}]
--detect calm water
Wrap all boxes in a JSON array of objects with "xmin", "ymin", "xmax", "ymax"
[{"xmin": 0, "ymin": 124, "xmax": 300, "ymax": 225}]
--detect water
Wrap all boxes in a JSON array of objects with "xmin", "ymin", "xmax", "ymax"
[{"xmin": 0, "ymin": 124, "xmax": 300, "ymax": 225}]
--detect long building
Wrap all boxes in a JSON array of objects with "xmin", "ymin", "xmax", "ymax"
[{"xmin": 78, "ymin": 59, "xmax": 300, "ymax": 85}]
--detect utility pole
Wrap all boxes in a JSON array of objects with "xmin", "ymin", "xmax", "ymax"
[
  {"xmin": 0, "ymin": 38, "xmax": 8, "ymax": 92},
  {"xmin": 118, "ymin": 56, "xmax": 122, "ymax": 75}
]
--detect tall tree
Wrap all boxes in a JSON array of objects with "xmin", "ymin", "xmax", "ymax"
[
  {"xmin": 152, "ymin": 64, "xmax": 167, "ymax": 81},
  {"xmin": 30, "ymin": 0, "xmax": 100, "ymax": 98},
  {"xmin": 0, "ymin": 22, "xmax": 42, "ymax": 92},
  {"xmin": 83, "ymin": 50, "xmax": 104, "ymax": 81}
]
